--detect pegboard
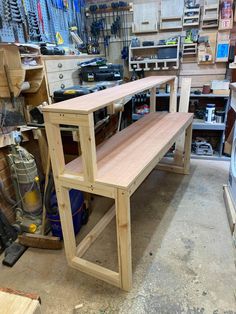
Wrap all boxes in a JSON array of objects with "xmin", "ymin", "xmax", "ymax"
[{"xmin": 0, "ymin": 0, "xmax": 86, "ymax": 45}]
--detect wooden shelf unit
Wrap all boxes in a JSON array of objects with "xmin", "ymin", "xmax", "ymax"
[
  {"xmin": 42, "ymin": 76, "xmax": 193, "ymax": 290},
  {"xmin": 160, "ymin": 0, "xmax": 184, "ymax": 30},
  {"xmin": 160, "ymin": 16, "xmax": 183, "ymax": 30},
  {"xmin": 182, "ymin": 43, "xmax": 198, "ymax": 55},
  {"xmin": 129, "ymin": 42, "xmax": 180, "ymax": 71},
  {"xmin": 183, "ymin": 7, "xmax": 201, "ymax": 27},
  {"xmin": 0, "ymin": 44, "xmax": 44, "ymax": 97},
  {"xmin": 202, "ymin": 2, "xmax": 219, "ymax": 29}
]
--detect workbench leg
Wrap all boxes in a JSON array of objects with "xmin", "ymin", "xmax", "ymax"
[
  {"xmin": 174, "ymin": 78, "xmax": 192, "ymax": 166},
  {"xmin": 183, "ymin": 124, "xmax": 192, "ymax": 175},
  {"xmin": 150, "ymin": 87, "xmax": 156, "ymax": 113},
  {"xmin": 116, "ymin": 189, "xmax": 132, "ymax": 291},
  {"xmin": 169, "ymin": 77, "xmax": 178, "ymax": 113},
  {"xmin": 57, "ymin": 186, "xmax": 77, "ymax": 262}
]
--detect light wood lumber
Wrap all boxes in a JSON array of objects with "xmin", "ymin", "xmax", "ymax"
[
  {"xmin": 156, "ymin": 164, "xmax": 186, "ymax": 174},
  {"xmin": 0, "ymin": 291, "xmax": 41, "ymax": 314},
  {"xmin": 77, "ymin": 205, "xmax": 115, "ymax": 257},
  {"xmin": 183, "ymin": 124, "xmax": 192, "ymax": 174},
  {"xmin": 169, "ymin": 77, "xmax": 178, "ymax": 113},
  {"xmin": 42, "ymin": 76, "xmax": 176, "ymax": 115},
  {"xmin": 59, "ymin": 173, "xmax": 116, "ymax": 198},
  {"xmin": 64, "ymin": 112, "xmax": 193, "ymax": 189},
  {"xmin": 116, "ymin": 189, "xmax": 132, "ymax": 291},
  {"xmin": 79, "ymin": 113, "xmax": 97, "ymax": 182},
  {"xmin": 44, "ymin": 115, "xmax": 76, "ymax": 261},
  {"xmin": 150, "ymin": 87, "xmax": 156, "ymax": 113},
  {"xmin": 174, "ymin": 78, "xmax": 192, "ymax": 165},
  {"xmin": 71, "ymin": 257, "xmax": 120, "ymax": 287},
  {"xmin": 43, "ymin": 76, "xmax": 193, "ymax": 290},
  {"xmin": 18, "ymin": 234, "xmax": 62, "ymax": 250},
  {"xmin": 223, "ymin": 185, "xmax": 236, "ymax": 233}
]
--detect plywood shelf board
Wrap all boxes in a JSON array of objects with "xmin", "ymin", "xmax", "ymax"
[
  {"xmin": 161, "ymin": 16, "xmax": 182, "ymax": 21},
  {"xmin": 130, "ymin": 58, "xmax": 178, "ymax": 64},
  {"xmin": 184, "ymin": 15, "xmax": 200, "ymax": 19},
  {"xmin": 160, "ymin": 25, "xmax": 183, "ymax": 30},
  {"xmin": 130, "ymin": 44, "xmax": 178, "ymax": 50}
]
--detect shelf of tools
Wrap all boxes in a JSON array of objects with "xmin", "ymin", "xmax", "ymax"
[{"xmin": 0, "ymin": 0, "xmax": 87, "ymax": 45}]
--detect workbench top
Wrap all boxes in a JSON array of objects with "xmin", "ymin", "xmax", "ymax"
[{"xmin": 42, "ymin": 76, "xmax": 175, "ymax": 115}]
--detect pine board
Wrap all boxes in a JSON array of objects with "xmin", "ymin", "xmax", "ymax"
[
  {"xmin": 43, "ymin": 76, "xmax": 175, "ymax": 114},
  {"xmin": 65, "ymin": 112, "xmax": 193, "ymax": 188}
]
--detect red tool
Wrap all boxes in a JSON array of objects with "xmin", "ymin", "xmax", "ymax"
[{"xmin": 37, "ymin": 0, "xmax": 44, "ymax": 33}]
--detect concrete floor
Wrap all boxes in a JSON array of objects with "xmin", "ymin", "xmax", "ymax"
[{"xmin": 1, "ymin": 159, "xmax": 236, "ymax": 314}]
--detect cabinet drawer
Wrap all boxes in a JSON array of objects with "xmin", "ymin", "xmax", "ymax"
[
  {"xmin": 49, "ymin": 79, "xmax": 80, "ymax": 96},
  {"xmin": 47, "ymin": 69, "xmax": 79, "ymax": 83},
  {"xmin": 45, "ymin": 59, "xmax": 79, "ymax": 73}
]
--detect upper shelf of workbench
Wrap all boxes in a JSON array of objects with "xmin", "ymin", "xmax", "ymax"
[{"xmin": 42, "ymin": 76, "xmax": 176, "ymax": 115}]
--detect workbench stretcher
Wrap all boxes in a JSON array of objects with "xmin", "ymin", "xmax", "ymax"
[{"xmin": 43, "ymin": 76, "xmax": 193, "ymax": 291}]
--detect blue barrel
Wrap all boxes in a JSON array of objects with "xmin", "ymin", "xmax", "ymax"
[{"xmin": 47, "ymin": 189, "xmax": 84, "ymax": 239}]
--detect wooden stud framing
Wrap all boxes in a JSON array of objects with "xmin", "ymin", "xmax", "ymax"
[
  {"xmin": 76, "ymin": 205, "xmax": 115, "ymax": 257},
  {"xmin": 169, "ymin": 77, "xmax": 178, "ymax": 113},
  {"xmin": 183, "ymin": 124, "xmax": 192, "ymax": 175},
  {"xmin": 150, "ymin": 87, "xmax": 156, "ymax": 113},
  {"xmin": 79, "ymin": 113, "xmax": 97, "ymax": 182},
  {"xmin": 223, "ymin": 185, "xmax": 236, "ymax": 233},
  {"xmin": 116, "ymin": 189, "xmax": 132, "ymax": 291},
  {"xmin": 43, "ymin": 77, "xmax": 193, "ymax": 291},
  {"xmin": 174, "ymin": 78, "xmax": 192, "ymax": 166}
]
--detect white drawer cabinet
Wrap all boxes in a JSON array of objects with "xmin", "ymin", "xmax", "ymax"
[
  {"xmin": 47, "ymin": 69, "xmax": 79, "ymax": 84},
  {"xmin": 42, "ymin": 55, "xmax": 101, "ymax": 97},
  {"xmin": 44, "ymin": 59, "xmax": 79, "ymax": 73}
]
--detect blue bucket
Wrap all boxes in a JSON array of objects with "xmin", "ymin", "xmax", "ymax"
[{"xmin": 47, "ymin": 189, "xmax": 84, "ymax": 239}]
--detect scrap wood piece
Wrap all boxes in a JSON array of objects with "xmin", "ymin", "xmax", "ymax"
[
  {"xmin": 18, "ymin": 233, "xmax": 62, "ymax": 250},
  {"xmin": 0, "ymin": 287, "xmax": 41, "ymax": 303}
]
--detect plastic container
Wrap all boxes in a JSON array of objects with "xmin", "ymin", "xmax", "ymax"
[
  {"xmin": 47, "ymin": 189, "xmax": 84, "ymax": 239},
  {"xmin": 205, "ymin": 104, "xmax": 216, "ymax": 123}
]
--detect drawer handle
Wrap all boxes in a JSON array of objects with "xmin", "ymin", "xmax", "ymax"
[
  {"xmin": 58, "ymin": 63, "xmax": 63, "ymax": 68},
  {"xmin": 59, "ymin": 74, "xmax": 64, "ymax": 79},
  {"xmin": 61, "ymin": 84, "xmax": 65, "ymax": 89}
]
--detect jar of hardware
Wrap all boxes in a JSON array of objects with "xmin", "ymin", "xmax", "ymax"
[{"xmin": 205, "ymin": 104, "xmax": 216, "ymax": 123}]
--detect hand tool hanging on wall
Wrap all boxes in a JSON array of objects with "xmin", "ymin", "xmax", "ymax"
[
  {"xmin": 9, "ymin": 0, "xmax": 22, "ymax": 23},
  {"xmin": 3, "ymin": 0, "xmax": 22, "ymax": 42},
  {"xmin": 37, "ymin": 0, "xmax": 44, "ymax": 34},
  {"xmin": 120, "ymin": 2, "xmax": 129, "ymax": 61},
  {"xmin": 28, "ymin": 0, "xmax": 42, "ymax": 42},
  {"xmin": 20, "ymin": 0, "xmax": 30, "ymax": 42},
  {"xmin": 45, "ymin": 0, "xmax": 57, "ymax": 43},
  {"xmin": 3, "ymin": 0, "xmax": 12, "ymax": 23},
  {"xmin": 98, "ymin": 4, "xmax": 109, "ymax": 57},
  {"xmin": 63, "ymin": 0, "xmax": 69, "ymax": 32},
  {"xmin": 73, "ymin": 0, "xmax": 86, "ymax": 42},
  {"xmin": 0, "ymin": 15, "xmax": 3, "ymax": 30},
  {"xmin": 111, "ymin": 2, "xmax": 121, "ymax": 38},
  {"xmin": 89, "ymin": 5, "xmax": 101, "ymax": 49}
]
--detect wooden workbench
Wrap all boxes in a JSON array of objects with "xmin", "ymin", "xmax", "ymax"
[{"xmin": 43, "ymin": 76, "xmax": 193, "ymax": 291}]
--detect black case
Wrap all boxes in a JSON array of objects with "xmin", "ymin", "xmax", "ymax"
[
  {"xmin": 157, "ymin": 47, "xmax": 178, "ymax": 59},
  {"xmin": 80, "ymin": 64, "xmax": 123, "ymax": 82}
]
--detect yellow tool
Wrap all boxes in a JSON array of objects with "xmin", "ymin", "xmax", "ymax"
[{"xmin": 56, "ymin": 32, "xmax": 64, "ymax": 45}]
